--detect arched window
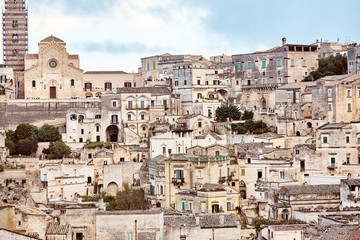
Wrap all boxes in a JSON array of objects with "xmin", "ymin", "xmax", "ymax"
[
  {"xmin": 32, "ymin": 80, "xmax": 36, "ymax": 88},
  {"xmin": 197, "ymin": 93, "xmax": 202, "ymax": 99},
  {"xmin": 70, "ymin": 79, "xmax": 74, "ymax": 87}
]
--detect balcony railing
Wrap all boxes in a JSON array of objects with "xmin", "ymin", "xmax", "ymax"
[
  {"xmin": 172, "ymin": 178, "xmax": 184, "ymax": 185},
  {"xmin": 111, "ymin": 119, "xmax": 119, "ymax": 124}
]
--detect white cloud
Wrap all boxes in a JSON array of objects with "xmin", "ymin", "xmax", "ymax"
[{"xmin": 24, "ymin": 0, "xmax": 235, "ymax": 72}]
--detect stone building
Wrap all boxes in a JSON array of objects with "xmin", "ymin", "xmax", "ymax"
[
  {"xmin": 164, "ymin": 213, "xmax": 241, "ymax": 240},
  {"xmin": 82, "ymin": 71, "xmax": 142, "ymax": 98},
  {"xmin": 311, "ymin": 74, "xmax": 360, "ymax": 123},
  {"xmin": 340, "ymin": 177, "xmax": 360, "ymax": 208},
  {"xmin": 164, "ymin": 144, "xmax": 233, "ymax": 208},
  {"xmin": 45, "ymin": 222, "xmax": 71, "ymax": 240},
  {"xmin": 314, "ymin": 39, "xmax": 348, "ymax": 58},
  {"xmin": 316, "ymin": 122, "xmax": 360, "ymax": 173},
  {"xmin": 347, "ymin": 45, "xmax": 360, "ymax": 75},
  {"xmin": 232, "ymin": 37, "xmax": 318, "ymax": 110},
  {"xmin": 95, "ymin": 209, "xmax": 164, "ymax": 240},
  {"xmin": 175, "ymin": 183, "xmax": 240, "ymax": 214},
  {"xmin": 0, "ymin": 66, "xmax": 16, "ymax": 102},
  {"xmin": 172, "ymin": 61, "xmax": 230, "ymax": 118},
  {"xmin": 275, "ymin": 81, "xmax": 315, "ymax": 136},
  {"xmin": 2, "ymin": 0, "xmax": 28, "ymax": 99},
  {"xmin": 24, "ymin": 36, "xmax": 84, "ymax": 99},
  {"xmin": 272, "ymin": 184, "xmax": 340, "ymax": 220},
  {"xmin": 146, "ymin": 155, "xmax": 167, "ymax": 208}
]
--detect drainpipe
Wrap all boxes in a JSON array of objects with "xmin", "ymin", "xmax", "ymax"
[
  {"xmin": 212, "ymin": 228, "xmax": 215, "ymax": 240},
  {"xmin": 135, "ymin": 219, "xmax": 138, "ymax": 240}
]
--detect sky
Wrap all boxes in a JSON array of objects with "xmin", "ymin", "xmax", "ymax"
[{"xmin": 1, "ymin": 0, "xmax": 360, "ymax": 72}]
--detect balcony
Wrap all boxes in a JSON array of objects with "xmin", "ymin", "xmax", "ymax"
[
  {"xmin": 219, "ymin": 176, "xmax": 226, "ymax": 183},
  {"xmin": 172, "ymin": 178, "xmax": 184, "ymax": 185},
  {"xmin": 327, "ymin": 164, "xmax": 336, "ymax": 169}
]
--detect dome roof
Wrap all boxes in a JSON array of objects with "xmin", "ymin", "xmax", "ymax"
[{"xmin": 40, "ymin": 35, "xmax": 65, "ymax": 43}]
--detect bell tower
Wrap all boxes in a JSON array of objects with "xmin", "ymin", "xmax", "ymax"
[{"xmin": 2, "ymin": 0, "xmax": 28, "ymax": 98}]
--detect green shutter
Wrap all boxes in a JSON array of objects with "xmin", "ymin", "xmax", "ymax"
[
  {"xmin": 291, "ymin": 59, "xmax": 295, "ymax": 66},
  {"xmin": 153, "ymin": 61, "xmax": 156, "ymax": 70},
  {"xmin": 262, "ymin": 60, "xmax": 266, "ymax": 68},
  {"xmin": 277, "ymin": 59, "xmax": 281, "ymax": 67},
  {"xmin": 163, "ymin": 100, "xmax": 167, "ymax": 106},
  {"xmin": 303, "ymin": 60, "xmax": 306, "ymax": 67},
  {"xmin": 247, "ymin": 62, "xmax": 251, "ymax": 69},
  {"xmin": 182, "ymin": 201, "xmax": 185, "ymax": 210},
  {"xmin": 348, "ymin": 103, "xmax": 351, "ymax": 112},
  {"xmin": 237, "ymin": 63, "xmax": 241, "ymax": 70},
  {"xmin": 346, "ymin": 136, "xmax": 350, "ymax": 143},
  {"xmin": 323, "ymin": 136, "xmax": 328, "ymax": 143},
  {"xmin": 147, "ymin": 62, "xmax": 149, "ymax": 70},
  {"xmin": 331, "ymin": 157, "xmax": 335, "ymax": 164}
]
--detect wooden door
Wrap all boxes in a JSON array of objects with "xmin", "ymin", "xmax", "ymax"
[{"xmin": 50, "ymin": 87, "xmax": 56, "ymax": 99}]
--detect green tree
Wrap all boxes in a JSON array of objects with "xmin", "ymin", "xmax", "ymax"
[
  {"xmin": 43, "ymin": 140, "xmax": 71, "ymax": 159},
  {"xmin": 5, "ymin": 138, "xmax": 17, "ymax": 155},
  {"xmin": 242, "ymin": 110, "xmax": 254, "ymax": 120},
  {"xmin": 15, "ymin": 123, "xmax": 38, "ymax": 141},
  {"xmin": 304, "ymin": 54, "xmax": 347, "ymax": 81},
  {"xmin": 16, "ymin": 139, "xmax": 38, "ymax": 156},
  {"xmin": 216, "ymin": 105, "xmax": 241, "ymax": 121},
  {"xmin": 38, "ymin": 124, "xmax": 61, "ymax": 142},
  {"xmin": 115, "ymin": 184, "xmax": 149, "ymax": 210}
]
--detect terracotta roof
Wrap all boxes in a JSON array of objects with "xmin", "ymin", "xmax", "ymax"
[
  {"xmin": 117, "ymin": 87, "xmax": 171, "ymax": 95},
  {"xmin": 282, "ymin": 184, "xmax": 340, "ymax": 195},
  {"xmin": 342, "ymin": 178, "xmax": 360, "ymax": 186},
  {"xmin": 320, "ymin": 225, "xmax": 357, "ymax": 240},
  {"xmin": 318, "ymin": 123, "xmax": 350, "ymax": 130},
  {"xmin": 348, "ymin": 229, "xmax": 360, "ymax": 240},
  {"xmin": 46, "ymin": 222, "xmax": 69, "ymax": 235},
  {"xmin": 270, "ymin": 224, "xmax": 307, "ymax": 231},
  {"xmin": 40, "ymin": 35, "xmax": 64, "ymax": 43},
  {"xmin": 200, "ymin": 183, "xmax": 225, "ymax": 192},
  {"xmin": 84, "ymin": 71, "xmax": 127, "ymax": 74}
]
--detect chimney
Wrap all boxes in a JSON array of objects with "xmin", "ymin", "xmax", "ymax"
[{"xmin": 282, "ymin": 37, "xmax": 287, "ymax": 46}]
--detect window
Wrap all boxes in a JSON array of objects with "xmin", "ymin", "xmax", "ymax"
[
  {"xmin": 96, "ymin": 125, "xmax": 100, "ymax": 132},
  {"xmin": 96, "ymin": 136, "xmax": 100, "ymax": 142},
  {"xmin": 153, "ymin": 61, "xmax": 156, "ymax": 70},
  {"xmin": 95, "ymin": 114, "xmax": 101, "ymax": 119},
  {"xmin": 280, "ymin": 171, "xmax": 285, "ymax": 179},
  {"xmin": 347, "ymin": 157, "xmax": 350, "ymax": 164},
  {"xmin": 328, "ymin": 89, "xmax": 332, "ymax": 98},
  {"xmin": 126, "ymin": 232, "xmax": 134, "ymax": 240},
  {"xmin": 71, "ymin": 79, "xmax": 74, "ymax": 86},
  {"xmin": 151, "ymin": 100, "xmax": 155, "ymax": 106},
  {"xmin": 140, "ymin": 100, "xmax": 145, "ymax": 108},
  {"xmin": 104, "ymin": 160, "xmax": 107, "ymax": 165},
  {"xmin": 197, "ymin": 93, "xmax": 202, "ymax": 99},
  {"xmin": 247, "ymin": 80, "xmax": 251, "ymax": 85},
  {"xmin": 198, "ymin": 122, "xmax": 202, "ymax": 128},
  {"xmin": 241, "ymin": 169, "xmax": 245, "ymax": 176},
  {"xmin": 141, "ymin": 114, "xmax": 145, "ymax": 120},
  {"xmin": 12, "ymin": 20, "xmax": 18, "ymax": 27},
  {"xmin": 346, "ymin": 136, "xmax": 350, "ymax": 143},
  {"xmin": 262, "ymin": 60, "xmax": 266, "ymax": 68},
  {"xmin": 237, "ymin": 63, "xmax": 241, "ymax": 70},
  {"xmin": 162, "ymin": 147, "xmax": 166, "ymax": 154},
  {"xmin": 127, "ymin": 114, "xmax": 131, "ymax": 121},
  {"xmin": 291, "ymin": 59, "xmax": 295, "ymax": 67},
  {"xmin": 302, "ymin": 60, "xmax": 307, "ymax": 67},
  {"xmin": 112, "ymin": 115, "xmax": 118, "ymax": 123},
  {"xmin": 257, "ymin": 171, "xmax": 263, "ymax": 179},
  {"xmin": 124, "ymin": 82, "xmax": 132, "ymax": 88},
  {"xmin": 197, "ymin": 79, "xmax": 201, "ymax": 85},
  {"xmin": 189, "ymin": 202, "xmax": 192, "ymax": 211},
  {"xmin": 247, "ymin": 61, "xmax": 251, "ymax": 69},
  {"xmin": 322, "ymin": 136, "xmax": 328, "ymax": 143},
  {"xmin": 227, "ymin": 202, "xmax": 231, "ymax": 211},
  {"xmin": 328, "ymin": 103, "xmax": 332, "ymax": 111},
  {"xmin": 197, "ymin": 170, "xmax": 202, "ymax": 179},
  {"xmin": 236, "ymin": 80, "xmax": 239, "ymax": 85},
  {"xmin": 331, "ymin": 157, "xmax": 335, "ymax": 167},
  {"xmin": 88, "ymin": 153, "xmax": 92, "ymax": 159},
  {"xmin": 147, "ymin": 62, "xmax": 149, "ymax": 70},
  {"xmin": 277, "ymin": 78, "xmax": 282, "ymax": 83},
  {"xmin": 300, "ymin": 161, "xmax": 305, "ymax": 171},
  {"xmin": 175, "ymin": 81, "xmax": 178, "ymax": 86},
  {"xmin": 215, "ymin": 151, "xmax": 220, "ymax": 156},
  {"xmin": 85, "ymin": 82, "xmax": 92, "ymax": 91},
  {"xmin": 295, "ymin": 149, "xmax": 299, "ymax": 154},
  {"xmin": 348, "ymin": 103, "xmax": 352, "ymax": 112},
  {"xmin": 112, "ymin": 101, "xmax": 117, "ymax": 108},
  {"xmin": 182, "ymin": 201, "xmax": 185, "ymax": 210},
  {"xmin": 32, "ymin": 80, "xmax": 36, "ymax": 88},
  {"xmin": 105, "ymin": 82, "xmax": 112, "ymax": 91},
  {"xmin": 163, "ymin": 100, "xmax": 167, "ymax": 106},
  {"xmin": 81, "ymin": 129, "xmax": 84, "ymax": 134},
  {"xmin": 262, "ymin": 78, "xmax": 266, "ymax": 84},
  {"xmin": 184, "ymin": 80, "xmax": 187, "ymax": 85},
  {"xmin": 347, "ymin": 89, "xmax": 351, "ymax": 97},
  {"xmin": 276, "ymin": 59, "xmax": 281, "ymax": 67}
]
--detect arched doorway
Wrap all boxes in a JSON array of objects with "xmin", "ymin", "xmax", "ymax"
[
  {"xmin": 281, "ymin": 209, "xmax": 289, "ymax": 220},
  {"xmin": 107, "ymin": 182, "xmax": 118, "ymax": 196},
  {"xmin": 156, "ymin": 202, "xmax": 161, "ymax": 208},
  {"xmin": 261, "ymin": 98, "xmax": 266, "ymax": 110},
  {"xmin": 296, "ymin": 131, "xmax": 301, "ymax": 136},
  {"xmin": 106, "ymin": 125, "xmax": 119, "ymax": 142},
  {"xmin": 307, "ymin": 122, "xmax": 312, "ymax": 128},
  {"xmin": 49, "ymin": 80, "xmax": 57, "ymax": 99}
]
